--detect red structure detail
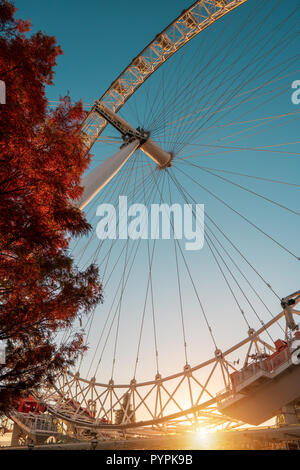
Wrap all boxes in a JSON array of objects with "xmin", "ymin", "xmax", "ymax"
[
  {"xmin": 14, "ymin": 396, "xmax": 45, "ymax": 414},
  {"xmin": 229, "ymin": 338, "xmax": 290, "ymax": 392}
]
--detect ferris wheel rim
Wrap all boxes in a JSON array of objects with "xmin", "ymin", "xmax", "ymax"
[
  {"xmin": 74, "ymin": 0, "xmax": 256, "ymax": 392},
  {"xmin": 61, "ymin": 309, "xmax": 284, "ymax": 389},
  {"xmin": 43, "ymin": 393, "xmax": 221, "ymax": 430},
  {"xmin": 34, "ymin": 0, "xmax": 300, "ymax": 433},
  {"xmin": 80, "ymin": 0, "xmax": 249, "ymax": 150},
  {"xmin": 98, "ymin": 0, "xmax": 249, "ymax": 106}
]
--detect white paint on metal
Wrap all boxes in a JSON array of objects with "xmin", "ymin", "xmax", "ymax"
[
  {"xmin": 76, "ymin": 140, "xmax": 140, "ymax": 210},
  {"xmin": 141, "ymin": 139, "xmax": 172, "ymax": 168}
]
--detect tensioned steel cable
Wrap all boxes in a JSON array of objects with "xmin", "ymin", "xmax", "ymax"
[
  {"xmin": 168, "ymin": 170, "xmax": 253, "ymax": 331},
  {"xmin": 149, "ymin": 0, "xmax": 288, "ymax": 145},
  {"xmin": 91, "ymin": 166, "xmax": 164, "ymax": 379},
  {"xmin": 169, "ymin": 2, "xmax": 297, "ymax": 155},
  {"xmin": 79, "ymin": 154, "xmax": 148, "ymax": 375},
  {"xmin": 147, "ymin": 0, "xmax": 265, "ymax": 135},
  {"xmin": 57, "ymin": 0, "xmax": 298, "ymax": 396},
  {"xmin": 169, "ymin": 169, "xmax": 277, "ymax": 343},
  {"xmin": 80, "ymin": 162, "xmax": 156, "ymax": 283},
  {"xmin": 149, "ymin": 168, "xmax": 219, "ymax": 350},
  {"xmin": 110, "ymin": 151, "xmax": 149, "ymax": 380},
  {"xmin": 151, "ymin": 8, "xmax": 300, "ymax": 156},
  {"xmin": 71, "ymin": 151, "xmax": 138, "ymax": 263},
  {"xmin": 173, "ymin": 97, "xmax": 300, "ymax": 150},
  {"xmin": 173, "ymin": 50, "xmax": 300, "ymax": 156},
  {"xmin": 99, "ymin": 172, "xmax": 157, "ymax": 289},
  {"xmin": 140, "ymin": 163, "xmax": 167, "ymax": 376},
  {"xmin": 79, "ymin": 152, "xmax": 144, "ymax": 373},
  {"xmin": 76, "ymin": 152, "xmax": 145, "ymax": 267},
  {"xmin": 179, "ymin": 161, "xmax": 300, "ymax": 217},
  {"xmin": 178, "ymin": 140, "xmax": 300, "ymax": 159},
  {"xmin": 174, "ymin": 164, "xmax": 300, "ymax": 260},
  {"xmin": 177, "ymin": 72, "xmax": 300, "ymax": 151},
  {"xmin": 133, "ymin": 168, "xmax": 167, "ymax": 379},
  {"xmin": 85, "ymin": 154, "xmax": 153, "ymax": 274},
  {"xmin": 166, "ymin": 166, "xmax": 282, "ymax": 301},
  {"xmin": 154, "ymin": 86, "xmax": 300, "ymax": 138},
  {"xmin": 178, "ymin": 164, "xmax": 300, "ymax": 188},
  {"xmin": 153, "ymin": 64, "xmax": 300, "ymax": 157},
  {"xmin": 167, "ymin": 177, "xmax": 189, "ymax": 366},
  {"xmin": 150, "ymin": 68, "xmax": 300, "ymax": 139},
  {"xmin": 203, "ymin": 221, "xmax": 285, "ymax": 334}
]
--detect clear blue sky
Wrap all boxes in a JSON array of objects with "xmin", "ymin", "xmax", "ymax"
[
  {"xmin": 12, "ymin": 1, "xmax": 300, "ymax": 402},
  {"xmin": 14, "ymin": 0, "xmax": 194, "ymax": 104}
]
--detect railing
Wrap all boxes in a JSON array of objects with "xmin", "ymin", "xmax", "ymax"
[
  {"xmin": 230, "ymin": 348, "xmax": 291, "ymax": 392},
  {"xmin": 12, "ymin": 412, "xmax": 59, "ymax": 435}
]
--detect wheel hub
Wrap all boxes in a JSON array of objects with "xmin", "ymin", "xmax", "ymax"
[{"xmin": 93, "ymin": 101, "xmax": 173, "ymax": 169}]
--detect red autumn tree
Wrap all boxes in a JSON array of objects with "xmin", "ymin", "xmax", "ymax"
[{"xmin": 0, "ymin": 0, "xmax": 102, "ymax": 412}]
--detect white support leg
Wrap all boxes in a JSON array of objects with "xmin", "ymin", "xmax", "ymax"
[
  {"xmin": 77, "ymin": 104, "xmax": 173, "ymax": 210},
  {"xmin": 76, "ymin": 140, "xmax": 140, "ymax": 210}
]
